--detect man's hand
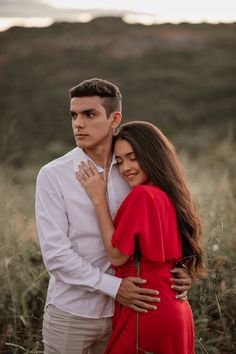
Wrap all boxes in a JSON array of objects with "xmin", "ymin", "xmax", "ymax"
[
  {"xmin": 170, "ymin": 267, "xmax": 191, "ymax": 301},
  {"xmin": 116, "ymin": 277, "xmax": 160, "ymax": 313}
]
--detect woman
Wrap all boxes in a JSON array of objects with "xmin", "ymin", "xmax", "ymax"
[{"xmin": 77, "ymin": 121, "xmax": 205, "ymax": 354}]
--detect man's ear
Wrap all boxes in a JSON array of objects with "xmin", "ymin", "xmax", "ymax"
[{"xmin": 111, "ymin": 112, "xmax": 122, "ymax": 129}]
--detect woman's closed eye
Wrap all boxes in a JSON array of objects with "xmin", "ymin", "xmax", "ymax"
[{"xmin": 116, "ymin": 159, "xmax": 122, "ymax": 166}]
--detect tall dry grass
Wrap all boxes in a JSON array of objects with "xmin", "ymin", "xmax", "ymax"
[
  {"xmin": 0, "ymin": 138, "xmax": 235, "ymax": 353},
  {"xmin": 0, "ymin": 166, "xmax": 47, "ymax": 353},
  {"xmin": 183, "ymin": 138, "xmax": 236, "ymax": 353}
]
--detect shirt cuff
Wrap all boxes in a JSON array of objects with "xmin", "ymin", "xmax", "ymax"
[{"xmin": 97, "ymin": 273, "xmax": 122, "ymax": 299}]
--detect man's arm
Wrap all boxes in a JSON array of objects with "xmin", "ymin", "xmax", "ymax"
[{"xmin": 35, "ymin": 166, "xmax": 121, "ymax": 298}]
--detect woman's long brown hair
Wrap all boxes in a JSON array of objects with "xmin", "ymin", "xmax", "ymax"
[{"xmin": 115, "ymin": 121, "xmax": 205, "ymax": 279}]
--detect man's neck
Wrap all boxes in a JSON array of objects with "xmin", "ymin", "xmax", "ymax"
[{"xmin": 83, "ymin": 145, "xmax": 113, "ymax": 170}]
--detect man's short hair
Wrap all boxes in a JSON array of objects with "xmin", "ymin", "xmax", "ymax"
[{"xmin": 69, "ymin": 78, "xmax": 122, "ymax": 117}]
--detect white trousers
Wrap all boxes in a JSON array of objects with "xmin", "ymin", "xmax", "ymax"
[{"xmin": 42, "ymin": 305, "xmax": 112, "ymax": 354}]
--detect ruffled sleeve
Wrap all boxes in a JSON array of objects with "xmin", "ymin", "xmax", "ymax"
[{"xmin": 112, "ymin": 185, "xmax": 167, "ymax": 262}]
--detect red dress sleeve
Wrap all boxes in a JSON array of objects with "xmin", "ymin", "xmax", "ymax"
[{"xmin": 112, "ymin": 185, "xmax": 167, "ymax": 262}]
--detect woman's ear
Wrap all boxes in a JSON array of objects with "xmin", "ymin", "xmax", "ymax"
[{"xmin": 111, "ymin": 112, "xmax": 122, "ymax": 129}]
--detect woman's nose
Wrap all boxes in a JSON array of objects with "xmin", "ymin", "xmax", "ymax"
[{"xmin": 122, "ymin": 160, "xmax": 131, "ymax": 172}]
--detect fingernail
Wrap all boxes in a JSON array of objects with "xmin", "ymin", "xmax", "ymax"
[
  {"xmin": 170, "ymin": 285, "xmax": 174, "ymax": 289},
  {"xmin": 141, "ymin": 279, "xmax": 147, "ymax": 283},
  {"xmin": 152, "ymin": 306, "xmax": 157, "ymax": 310}
]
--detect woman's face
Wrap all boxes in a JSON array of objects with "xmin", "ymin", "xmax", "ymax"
[{"xmin": 114, "ymin": 139, "xmax": 149, "ymax": 187}]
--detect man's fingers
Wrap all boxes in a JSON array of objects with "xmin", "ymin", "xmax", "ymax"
[
  {"xmin": 125, "ymin": 277, "xmax": 159, "ymax": 295},
  {"xmin": 171, "ymin": 284, "xmax": 190, "ymax": 292},
  {"xmin": 126, "ymin": 277, "xmax": 159, "ymax": 295},
  {"xmin": 170, "ymin": 267, "xmax": 192, "ymax": 297},
  {"xmin": 134, "ymin": 294, "xmax": 160, "ymax": 303},
  {"xmin": 126, "ymin": 276, "xmax": 147, "ymax": 284},
  {"xmin": 129, "ymin": 304, "xmax": 148, "ymax": 313},
  {"xmin": 137, "ymin": 287, "xmax": 159, "ymax": 296},
  {"xmin": 133, "ymin": 300, "xmax": 158, "ymax": 310},
  {"xmin": 116, "ymin": 277, "xmax": 161, "ymax": 312},
  {"xmin": 171, "ymin": 277, "xmax": 191, "ymax": 285},
  {"xmin": 129, "ymin": 300, "xmax": 158, "ymax": 312},
  {"xmin": 176, "ymin": 291, "xmax": 188, "ymax": 301},
  {"xmin": 170, "ymin": 267, "xmax": 188, "ymax": 278}
]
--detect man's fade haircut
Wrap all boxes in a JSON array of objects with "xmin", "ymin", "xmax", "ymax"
[{"xmin": 69, "ymin": 78, "xmax": 122, "ymax": 117}]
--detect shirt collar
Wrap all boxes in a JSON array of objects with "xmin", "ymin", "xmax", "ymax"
[{"xmin": 72, "ymin": 147, "xmax": 117, "ymax": 173}]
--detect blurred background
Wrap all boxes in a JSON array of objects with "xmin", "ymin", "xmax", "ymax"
[{"xmin": 0, "ymin": 1, "xmax": 235, "ymax": 353}]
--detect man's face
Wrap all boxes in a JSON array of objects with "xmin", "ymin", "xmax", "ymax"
[{"xmin": 70, "ymin": 96, "xmax": 117, "ymax": 151}]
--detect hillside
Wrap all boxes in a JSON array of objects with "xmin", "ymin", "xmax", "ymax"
[{"xmin": 0, "ymin": 17, "xmax": 235, "ymax": 165}]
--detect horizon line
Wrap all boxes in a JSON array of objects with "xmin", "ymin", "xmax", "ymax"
[{"xmin": 0, "ymin": 14, "xmax": 236, "ymax": 32}]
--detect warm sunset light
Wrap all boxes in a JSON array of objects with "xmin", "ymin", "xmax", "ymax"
[{"xmin": 0, "ymin": 0, "xmax": 236, "ymax": 31}]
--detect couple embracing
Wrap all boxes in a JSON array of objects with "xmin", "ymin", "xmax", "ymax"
[{"xmin": 36, "ymin": 78, "xmax": 204, "ymax": 354}]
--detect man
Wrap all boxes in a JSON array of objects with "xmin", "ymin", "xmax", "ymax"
[{"xmin": 35, "ymin": 78, "xmax": 191, "ymax": 354}]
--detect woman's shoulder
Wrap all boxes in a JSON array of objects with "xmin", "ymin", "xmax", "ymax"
[{"xmin": 128, "ymin": 184, "xmax": 167, "ymax": 201}]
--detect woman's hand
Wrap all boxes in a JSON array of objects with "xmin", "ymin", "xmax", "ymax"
[{"xmin": 76, "ymin": 160, "xmax": 107, "ymax": 205}]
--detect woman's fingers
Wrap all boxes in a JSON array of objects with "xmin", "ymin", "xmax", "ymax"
[
  {"xmin": 78, "ymin": 160, "xmax": 103, "ymax": 179},
  {"xmin": 87, "ymin": 160, "xmax": 100, "ymax": 176},
  {"xmin": 80, "ymin": 161, "xmax": 94, "ymax": 176},
  {"xmin": 75, "ymin": 172, "xmax": 86, "ymax": 187},
  {"xmin": 79, "ymin": 165, "xmax": 89, "ymax": 181}
]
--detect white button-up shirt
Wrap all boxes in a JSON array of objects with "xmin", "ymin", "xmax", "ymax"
[{"xmin": 35, "ymin": 147, "xmax": 130, "ymax": 318}]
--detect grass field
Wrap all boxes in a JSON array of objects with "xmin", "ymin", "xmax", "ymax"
[{"xmin": 0, "ymin": 136, "xmax": 235, "ymax": 353}]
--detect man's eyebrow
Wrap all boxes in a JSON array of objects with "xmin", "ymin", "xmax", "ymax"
[
  {"xmin": 70, "ymin": 108, "xmax": 98, "ymax": 115},
  {"xmin": 83, "ymin": 108, "xmax": 97, "ymax": 114}
]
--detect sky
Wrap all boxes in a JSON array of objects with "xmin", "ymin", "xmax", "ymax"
[{"xmin": 0, "ymin": 0, "xmax": 236, "ymax": 31}]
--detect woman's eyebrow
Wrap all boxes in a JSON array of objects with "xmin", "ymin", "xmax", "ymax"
[{"xmin": 115, "ymin": 151, "xmax": 135, "ymax": 159}]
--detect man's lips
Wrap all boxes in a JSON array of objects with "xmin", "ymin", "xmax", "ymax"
[{"xmin": 74, "ymin": 133, "xmax": 89, "ymax": 138}]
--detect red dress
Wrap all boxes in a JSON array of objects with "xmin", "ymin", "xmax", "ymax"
[{"xmin": 105, "ymin": 185, "xmax": 195, "ymax": 354}]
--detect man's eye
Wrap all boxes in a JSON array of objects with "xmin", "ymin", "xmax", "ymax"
[
  {"xmin": 87, "ymin": 112, "xmax": 95, "ymax": 118},
  {"xmin": 70, "ymin": 112, "xmax": 77, "ymax": 119}
]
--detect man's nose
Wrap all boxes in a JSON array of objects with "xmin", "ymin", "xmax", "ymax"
[{"xmin": 73, "ymin": 114, "xmax": 85, "ymax": 128}]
